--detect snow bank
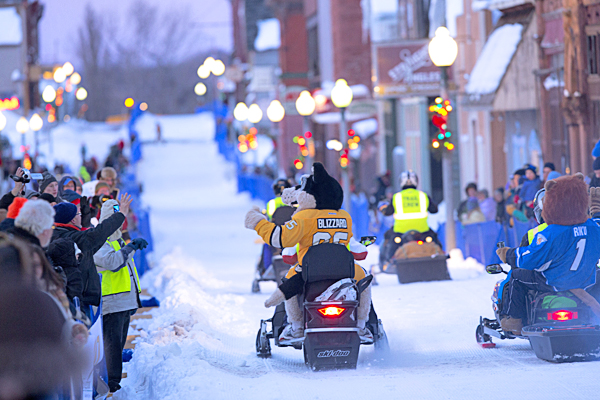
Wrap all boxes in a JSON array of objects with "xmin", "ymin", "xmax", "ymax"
[
  {"xmin": 446, "ymin": 248, "xmax": 485, "ymax": 280},
  {"xmin": 465, "ymin": 23, "xmax": 523, "ymax": 95}
]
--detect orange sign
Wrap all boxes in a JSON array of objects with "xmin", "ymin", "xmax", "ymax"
[{"xmin": 0, "ymin": 96, "xmax": 20, "ymax": 111}]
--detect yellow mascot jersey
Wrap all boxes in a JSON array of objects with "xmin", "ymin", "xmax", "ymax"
[{"xmin": 254, "ymin": 209, "xmax": 365, "ymax": 281}]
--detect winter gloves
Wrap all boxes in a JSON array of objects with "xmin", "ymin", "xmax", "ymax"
[
  {"xmin": 496, "ymin": 247, "xmax": 509, "ymax": 263},
  {"xmin": 244, "ymin": 206, "xmax": 267, "ymax": 230},
  {"xmin": 590, "ymin": 187, "xmax": 600, "ymax": 217},
  {"xmin": 129, "ymin": 238, "xmax": 148, "ymax": 251},
  {"xmin": 80, "ymin": 196, "xmax": 92, "ymax": 228}
]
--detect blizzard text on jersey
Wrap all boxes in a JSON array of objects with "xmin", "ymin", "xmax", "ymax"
[{"xmin": 317, "ymin": 218, "xmax": 348, "ymax": 229}]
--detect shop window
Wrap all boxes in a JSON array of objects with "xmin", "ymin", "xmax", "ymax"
[{"xmin": 588, "ymin": 34, "xmax": 599, "ymax": 75}]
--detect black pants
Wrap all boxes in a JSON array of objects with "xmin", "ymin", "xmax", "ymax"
[
  {"xmin": 103, "ymin": 310, "xmax": 133, "ymax": 391},
  {"xmin": 504, "ymin": 269, "xmax": 554, "ymax": 320}
]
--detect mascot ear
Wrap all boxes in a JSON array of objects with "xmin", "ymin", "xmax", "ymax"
[
  {"xmin": 312, "ymin": 162, "xmax": 326, "ymax": 184},
  {"xmin": 573, "ymin": 172, "xmax": 585, "ymax": 181},
  {"xmin": 545, "ymin": 179, "xmax": 557, "ymax": 192}
]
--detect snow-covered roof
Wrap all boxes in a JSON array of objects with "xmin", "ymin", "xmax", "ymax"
[
  {"xmin": 254, "ymin": 19, "xmax": 280, "ymax": 52},
  {"xmin": 0, "ymin": 7, "xmax": 22, "ymax": 46},
  {"xmin": 465, "ymin": 23, "xmax": 524, "ymax": 95}
]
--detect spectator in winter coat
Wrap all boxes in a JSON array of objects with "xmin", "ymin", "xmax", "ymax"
[
  {"xmin": 62, "ymin": 189, "xmax": 93, "ymax": 228},
  {"xmin": 58, "ymin": 175, "xmax": 77, "ymax": 199},
  {"xmin": 477, "ymin": 189, "xmax": 496, "ymax": 221},
  {"xmin": 589, "ymin": 158, "xmax": 600, "ymax": 188},
  {"xmin": 0, "ymin": 167, "xmax": 27, "ymax": 210},
  {"xmin": 51, "ymin": 193, "xmax": 132, "ymax": 310},
  {"xmin": 94, "ymin": 199, "xmax": 147, "ymax": 393},
  {"xmin": 48, "ymin": 238, "xmax": 83, "ymax": 306},
  {"xmin": 542, "ymin": 162, "xmax": 555, "ymax": 183},
  {"xmin": 457, "ymin": 182, "xmax": 479, "ymax": 222},
  {"xmin": 8, "ymin": 200, "xmax": 55, "ymax": 249},
  {"xmin": 519, "ymin": 167, "xmax": 542, "ymax": 203},
  {"xmin": 99, "ymin": 167, "xmax": 119, "ymax": 198},
  {"xmin": 40, "ymin": 171, "xmax": 60, "ymax": 200}
]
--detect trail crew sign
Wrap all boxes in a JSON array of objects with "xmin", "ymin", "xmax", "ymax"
[{"xmin": 373, "ymin": 40, "xmax": 443, "ymax": 97}]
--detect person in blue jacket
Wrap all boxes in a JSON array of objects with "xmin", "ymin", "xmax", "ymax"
[{"xmin": 496, "ymin": 173, "xmax": 600, "ymax": 335}]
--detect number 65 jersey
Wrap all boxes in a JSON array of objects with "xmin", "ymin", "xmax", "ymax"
[
  {"xmin": 505, "ymin": 219, "xmax": 600, "ymax": 291},
  {"xmin": 255, "ymin": 208, "xmax": 353, "ymax": 266}
]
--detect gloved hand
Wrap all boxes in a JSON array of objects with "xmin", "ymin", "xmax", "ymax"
[
  {"xmin": 496, "ymin": 247, "xmax": 509, "ymax": 263},
  {"xmin": 245, "ymin": 206, "xmax": 267, "ymax": 229},
  {"xmin": 130, "ymin": 238, "xmax": 148, "ymax": 251},
  {"xmin": 80, "ymin": 196, "xmax": 92, "ymax": 228},
  {"xmin": 590, "ymin": 187, "xmax": 600, "ymax": 216},
  {"xmin": 377, "ymin": 201, "xmax": 389, "ymax": 212}
]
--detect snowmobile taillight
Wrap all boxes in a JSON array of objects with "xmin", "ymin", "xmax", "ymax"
[
  {"xmin": 417, "ymin": 240, "xmax": 424, "ymax": 245},
  {"xmin": 547, "ymin": 310, "xmax": 578, "ymax": 321},
  {"xmin": 318, "ymin": 306, "xmax": 345, "ymax": 317}
]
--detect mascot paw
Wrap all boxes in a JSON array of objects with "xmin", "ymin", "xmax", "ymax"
[
  {"xmin": 244, "ymin": 206, "xmax": 266, "ymax": 230},
  {"xmin": 264, "ymin": 288, "xmax": 285, "ymax": 308},
  {"xmin": 496, "ymin": 247, "xmax": 509, "ymax": 263},
  {"xmin": 590, "ymin": 187, "xmax": 600, "ymax": 216}
]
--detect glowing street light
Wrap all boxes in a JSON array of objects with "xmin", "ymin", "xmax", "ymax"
[
  {"xmin": 267, "ymin": 100, "xmax": 285, "ymax": 123},
  {"xmin": 428, "ymin": 27, "xmax": 458, "ymax": 67},
  {"xmin": 42, "ymin": 85, "xmax": 57, "ymax": 103},
  {"xmin": 53, "ymin": 67, "xmax": 66, "ymax": 83},
  {"xmin": 75, "ymin": 87, "xmax": 88, "ymax": 101},
  {"xmin": 194, "ymin": 82, "xmax": 207, "ymax": 96},
  {"xmin": 197, "ymin": 64, "xmax": 211, "ymax": 79},
  {"xmin": 295, "ymin": 90, "xmax": 316, "ymax": 116},
  {"xmin": 212, "ymin": 60, "xmax": 225, "ymax": 76},
  {"xmin": 203, "ymin": 57, "xmax": 216, "ymax": 71},
  {"xmin": 70, "ymin": 72, "xmax": 81, "ymax": 85},
  {"xmin": 124, "ymin": 98, "xmax": 135, "ymax": 108},
  {"xmin": 331, "ymin": 79, "xmax": 353, "ymax": 109},
  {"xmin": 62, "ymin": 62, "xmax": 74, "ymax": 76},
  {"xmin": 29, "ymin": 113, "xmax": 43, "ymax": 132},
  {"xmin": 248, "ymin": 104, "xmax": 263, "ymax": 124},
  {"xmin": 140, "ymin": 102, "xmax": 148, "ymax": 111},
  {"xmin": 233, "ymin": 102, "xmax": 249, "ymax": 121},
  {"xmin": 326, "ymin": 139, "xmax": 344, "ymax": 152},
  {"xmin": 0, "ymin": 111, "xmax": 6, "ymax": 131}
]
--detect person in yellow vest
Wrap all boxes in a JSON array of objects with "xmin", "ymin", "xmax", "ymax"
[
  {"xmin": 266, "ymin": 178, "xmax": 292, "ymax": 220},
  {"xmin": 378, "ymin": 170, "xmax": 439, "ymax": 264},
  {"xmin": 519, "ymin": 188, "xmax": 548, "ymax": 247},
  {"xmin": 94, "ymin": 199, "xmax": 147, "ymax": 394}
]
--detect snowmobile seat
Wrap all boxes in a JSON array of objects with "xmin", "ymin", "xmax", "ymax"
[{"xmin": 302, "ymin": 243, "xmax": 354, "ymax": 302}]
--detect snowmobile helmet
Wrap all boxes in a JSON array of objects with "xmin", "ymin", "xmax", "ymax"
[
  {"xmin": 533, "ymin": 188, "xmax": 545, "ymax": 225},
  {"xmin": 400, "ymin": 170, "xmax": 418, "ymax": 189},
  {"xmin": 273, "ymin": 178, "xmax": 292, "ymax": 196}
]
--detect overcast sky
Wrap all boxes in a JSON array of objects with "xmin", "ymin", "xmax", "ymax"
[{"xmin": 39, "ymin": 0, "xmax": 232, "ymax": 66}]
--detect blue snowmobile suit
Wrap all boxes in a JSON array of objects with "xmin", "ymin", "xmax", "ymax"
[{"xmin": 505, "ymin": 219, "xmax": 600, "ymax": 291}]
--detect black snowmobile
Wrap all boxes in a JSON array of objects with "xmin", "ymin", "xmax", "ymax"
[
  {"xmin": 477, "ymin": 243, "xmax": 600, "ymax": 362},
  {"xmin": 379, "ymin": 229, "xmax": 450, "ymax": 284},
  {"xmin": 252, "ymin": 206, "xmax": 296, "ymax": 292},
  {"xmin": 255, "ymin": 238, "xmax": 389, "ymax": 370}
]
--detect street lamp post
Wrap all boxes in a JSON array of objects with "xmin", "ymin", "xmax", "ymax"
[
  {"xmin": 296, "ymin": 90, "xmax": 316, "ymax": 170},
  {"xmin": 16, "ymin": 116, "xmax": 29, "ymax": 165},
  {"xmin": 267, "ymin": 99, "xmax": 285, "ymax": 175},
  {"xmin": 428, "ymin": 27, "xmax": 459, "ymax": 251},
  {"xmin": 331, "ymin": 79, "xmax": 353, "ymax": 212}
]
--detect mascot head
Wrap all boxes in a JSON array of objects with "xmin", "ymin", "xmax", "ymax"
[
  {"xmin": 282, "ymin": 162, "xmax": 343, "ymax": 212},
  {"xmin": 542, "ymin": 173, "xmax": 589, "ymax": 226}
]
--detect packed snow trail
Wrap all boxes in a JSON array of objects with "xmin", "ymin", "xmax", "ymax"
[{"xmin": 115, "ymin": 113, "xmax": 600, "ymax": 400}]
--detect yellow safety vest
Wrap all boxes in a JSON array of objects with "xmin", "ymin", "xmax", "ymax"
[
  {"xmin": 99, "ymin": 240, "xmax": 141, "ymax": 296},
  {"xmin": 527, "ymin": 223, "xmax": 548, "ymax": 245},
  {"xmin": 266, "ymin": 197, "xmax": 285, "ymax": 220},
  {"xmin": 392, "ymin": 188, "xmax": 430, "ymax": 233}
]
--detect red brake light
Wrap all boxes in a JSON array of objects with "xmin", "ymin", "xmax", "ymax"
[
  {"xmin": 417, "ymin": 240, "xmax": 424, "ymax": 245},
  {"xmin": 547, "ymin": 310, "xmax": 578, "ymax": 321},
  {"xmin": 318, "ymin": 306, "xmax": 345, "ymax": 317}
]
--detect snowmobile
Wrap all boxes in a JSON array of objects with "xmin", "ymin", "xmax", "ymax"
[
  {"xmin": 379, "ymin": 230, "xmax": 450, "ymax": 284},
  {"xmin": 252, "ymin": 206, "xmax": 296, "ymax": 292},
  {"xmin": 255, "ymin": 238, "xmax": 389, "ymax": 370},
  {"xmin": 477, "ymin": 243, "xmax": 600, "ymax": 362}
]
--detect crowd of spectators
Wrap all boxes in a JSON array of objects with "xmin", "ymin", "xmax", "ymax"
[{"xmin": 0, "ymin": 144, "xmax": 147, "ymax": 399}]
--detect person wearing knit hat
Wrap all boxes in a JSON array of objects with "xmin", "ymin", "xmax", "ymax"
[
  {"xmin": 62, "ymin": 189, "xmax": 82, "ymax": 205},
  {"xmin": 39, "ymin": 171, "xmax": 59, "ymax": 198},
  {"xmin": 10, "ymin": 200, "xmax": 55, "ymax": 247},
  {"xmin": 95, "ymin": 181, "xmax": 111, "ymax": 196},
  {"xmin": 61, "ymin": 189, "xmax": 92, "ymax": 228},
  {"xmin": 94, "ymin": 198, "xmax": 146, "ymax": 393},
  {"xmin": 51, "ymin": 193, "xmax": 132, "ymax": 313},
  {"xmin": 590, "ymin": 158, "xmax": 600, "ymax": 188},
  {"xmin": 0, "ymin": 197, "xmax": 28, "ymax": 232}
]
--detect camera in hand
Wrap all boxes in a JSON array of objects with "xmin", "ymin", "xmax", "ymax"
[{"xmin": 9, "ymin": 168, "xmax": 43, "ymax": 184}]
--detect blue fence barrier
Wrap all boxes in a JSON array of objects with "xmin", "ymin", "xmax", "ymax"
[{"xmin": 437, "ymin": 219, "xmax": 535, "ymax": 265}]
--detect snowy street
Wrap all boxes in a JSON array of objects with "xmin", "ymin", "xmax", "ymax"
[{"xmin": 114, "ymin": 113, "xmax": 600, "ymax": 400}]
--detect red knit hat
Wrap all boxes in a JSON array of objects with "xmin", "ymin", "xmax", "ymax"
[{"xmin": 7, "ymin": 198, "xmax": 28, "ymax": 219}]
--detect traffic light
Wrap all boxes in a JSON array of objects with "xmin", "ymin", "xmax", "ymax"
[
  {"xmin": 430, "ymin": 98, "xmax": 454, "ymax": 151},
  {"xmin": 339, "ymin": 149, "xmax": 349, "ymax": 168}
]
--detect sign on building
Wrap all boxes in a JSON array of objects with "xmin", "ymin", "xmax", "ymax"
[{"xmin": 373, "ymin": 40, "xmax": 441, "ymax": 97}]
